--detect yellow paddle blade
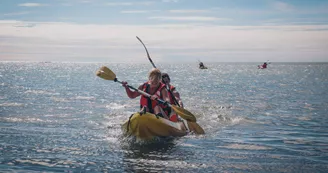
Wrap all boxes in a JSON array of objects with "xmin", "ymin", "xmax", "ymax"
[
  {"xmin": 171, "ymin": 105, "xmax": 196, "ymax": 122},
  {"xmin": 96, "ymin": 66, "xmax": 116, "ymax": 80},
  {"xmin": 187, "ymin": 121, "xmax": 205, "ymax": 134}
]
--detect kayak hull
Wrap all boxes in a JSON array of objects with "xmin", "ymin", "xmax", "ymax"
[
  {"xmin": 122, "ymin": 112, "xmax": 205, "ymax": 140},
  {"xmin": 258, "ymin": 65, "xmax": 267, "ymax": 69}
]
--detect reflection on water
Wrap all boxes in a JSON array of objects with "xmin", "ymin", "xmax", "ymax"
[{"xmin": 120, "ymin": 137, "xmax": 178, "ymax": 172}]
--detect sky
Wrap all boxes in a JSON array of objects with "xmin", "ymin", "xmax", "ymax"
[{"xmin": 1, "ymin": 0, "xmax": 328, "ymax": 62}]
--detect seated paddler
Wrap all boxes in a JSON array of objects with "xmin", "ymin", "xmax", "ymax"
[
  {"xmin": 121, "ymin": 68, "xmax": 171, "ymax": 120},
  {"xmin": 161, "ymin": 73, "xmax": 184, "ymax": 122}
]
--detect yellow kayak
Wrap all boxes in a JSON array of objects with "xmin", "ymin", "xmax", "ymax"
[{"xmin": 122, "ymin": 112, "xmax": 205, "ymax": 140}]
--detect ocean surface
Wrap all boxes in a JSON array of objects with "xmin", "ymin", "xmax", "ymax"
[{"xmin": 0, "ymin": 62, "xmax": 327, "ymax": 172}]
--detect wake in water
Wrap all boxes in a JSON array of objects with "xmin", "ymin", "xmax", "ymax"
[{"xmin": 103, "ymin": 99, "xmax": 249, "ymax": 139}]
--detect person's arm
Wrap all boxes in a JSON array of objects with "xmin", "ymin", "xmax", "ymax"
[
  {"xmin": 162, "ymin": 87, "xmax": 170, "ymax": 103},
  {"xmin": 122, "ymin": 81, "xmax": 141, "ymax": 99},
  {"xmin": 172, "ymin": 89, "xmax": 184, "ymax": 108},
  {"xmin": 152, "ymin": 87, "xmax": 170, "ymax": 103}
]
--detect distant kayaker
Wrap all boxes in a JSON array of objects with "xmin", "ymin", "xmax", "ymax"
[
  {"xmin": 199, "ymin": 62, "xmax": 205, "ymax": 69},
  {"xmin": 162, "ymin": 73, "xmax": 183, "ymax": 108},
  {"xmin": 162, "ymin": 73, "xmax": 184, "ymax": 122},
  {"xmin": 258, "ymin": 62, "xmax": 268, "ymax": 69},
  {"xmin": 121, "ymin": 68, "xmax": 171, "ymax": 120}
]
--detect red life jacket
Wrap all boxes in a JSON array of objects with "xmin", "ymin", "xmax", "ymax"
[{"xmin": 140, "ymin": 82, "xmax": 165, "ymax": 113}]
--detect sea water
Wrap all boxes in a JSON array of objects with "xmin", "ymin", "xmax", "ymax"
[{"xmin": 0, "ymin": 62, "xmax": 327, "ymax": 172}]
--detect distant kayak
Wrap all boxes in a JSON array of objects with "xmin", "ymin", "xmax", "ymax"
[
  {"xmin": 122, "ymin": 112, "xmax": 205, "ymax": 140},
  {"xmin": 258, "ymin": 62, "xmax": 268, "ymax": 69},
  {"xmin": 258, "ymin": 65, "xmax": 267, "ymax": 69},
  {"xmin": 198, "ymin": 61, "xmax": 207, "ymax": 69}
]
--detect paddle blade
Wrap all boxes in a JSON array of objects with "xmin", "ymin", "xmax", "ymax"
[
  {"xmin": 96, "ymin": 66, "xmax": 116, "ymax": 80},
  {"xmin": 171, "ymin": 105, "xmax": 197, "ymax": 122},
  {"xmin": 188, "ymin": 121, "xmax": 205, "ymax": 134}
]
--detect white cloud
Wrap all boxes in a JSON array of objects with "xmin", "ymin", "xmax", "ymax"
[
  {"xmin": 106, "ymin": 2, "xmax": 133, "ymax": 6},
  {"xmin": 272, "ymin": 1, "xmax": 294, "ymax": 12},
  {"xmin": 3, "ymin": 11, "xmax": 31, "ymax": 16},
  {"xmin": 149, "ymin": 16, "xmax": 227, "ymax": 21},
  {"xmin": 162, "ymin": 0, "xmax": 179, "ymax": 2},
  {"xmin": 0, "ymin": 20, "xmax": 328, "ymax": 62},
  {"xmin": 18, "ymin": 3, "xmax": 47, "ymax": 7},
  {"xmin": 106, "ymin": 1, "xmax": 153, "ymax": 6},
  {"xmin": 139, "ymin": 1, "xmax": 154, "ymax": 5},
  {"xmin": 81, "ymin": 0, "xmax": 92, "ymax": 3},
  {"xmin": 0, "ymin": 20, "xmax": 19, "ymax": 24},
  {"xmin": 121, "ymin": 10, "xmax": 149, "ymax": 14},
  {"xmin": 168, "ymin": 10, "xmax": 209, "ymax": 13}
]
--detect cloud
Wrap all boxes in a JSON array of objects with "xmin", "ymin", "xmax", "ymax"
[
  {"xmin": 162, "ymin": 0, "xmax": 179, "ymax": 2},
  {"xmin": 0, "ymin": 20, "xmax": 19, "ymax": 24},
  {"xmin": 106, "ymin": 1, "xmax": 153, "ymax": 6},
  {"xmin": 0, "ymin": 20, "xmax": 328, "ymax": 62},
  {"xmin": 121, "ymin": 10, "xmax": 149, "ymax": 14},
  {"xmin": 3, "ymin": 11, "xmax": 31, "ymax": 16},
  {"xmin": 168, "ymin": 10, "xmax": 210, "ymax": 13},
  {"xmin": 272, "ymin": 1, "xmax": 294, "ymax": 12},
  {"xmin": 106, "ymin": 2, "xmax": 133, "ymax": 6},
  {"xmin": 80, "ymin": 0, "xmax": 92, "ymax": 3},
  {"xmin": 149, "ymin": 16, "xmax": 228, "ymax": 21},
  {"xmin": 18, "ymin": 3, "xmax": 47, "ymax": 7}
]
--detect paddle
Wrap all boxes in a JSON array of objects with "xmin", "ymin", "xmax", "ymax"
[
  {"xmin": 96, "ymin": 66, "xmax": 197, "ymax": 122},
  {"xmin": 136, "ymin": 36, "xmax": 181, "ymax": 107},
  {"xmin": 267, "ymin": 60, "xmax": 271, "ymax": 64},
  {"xmin": 136, "ymin": 36, "xmax": 156, "ymax": 68}
]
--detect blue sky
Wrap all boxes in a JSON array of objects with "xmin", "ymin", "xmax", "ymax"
[{"xmin": 1, "ymin": 0, "xmax": 328, "ymax": 62}]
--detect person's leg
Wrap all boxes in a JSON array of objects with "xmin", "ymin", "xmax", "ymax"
[
  {"xmin": 139, "ymin": 106, "xmax": 148, "ymax": 115},
  {"xmin": 154, "ymin": 106, "xmax": 169, "ymax": 119}
]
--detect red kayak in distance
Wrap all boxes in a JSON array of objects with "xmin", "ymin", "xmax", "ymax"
[{"xmin": 258, "ymin": 62, "xmax": 268, "ymax": 69}]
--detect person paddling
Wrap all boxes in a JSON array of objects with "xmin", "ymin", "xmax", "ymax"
[
  {"xmin": 121, "ymin": 68, "xmax": 171, "ymax": 120},
  {"xmin": 162, "ymin": 73, "xmax": 184, "ymax": 122},
  {"xmin": 258, "ymin": 62, "xmax": 268, "ymax": 69},
  {"xmin": 199, "ymin": 62, "xmax": 205, "ymax": 69}
]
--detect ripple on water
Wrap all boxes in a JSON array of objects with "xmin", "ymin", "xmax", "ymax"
[
  {"xmin": 217, "ymin": 143, "xmax": 272, "ymax": 150},
  {"xmin": 1, "ymin": 62, "xmax": 328, "ymax": 172}
]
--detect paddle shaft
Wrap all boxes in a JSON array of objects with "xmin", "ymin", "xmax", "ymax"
[
  {"xmin": 114, "ymin": 78, "xmax": 168, "ymax": 105},
  {"xmin": 165, "ymin": 85, "xmax": 180, "ymax": 107},
  {"xmin": 136, "ymin": 36, "xmax": 157, "ymax": 68}
]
